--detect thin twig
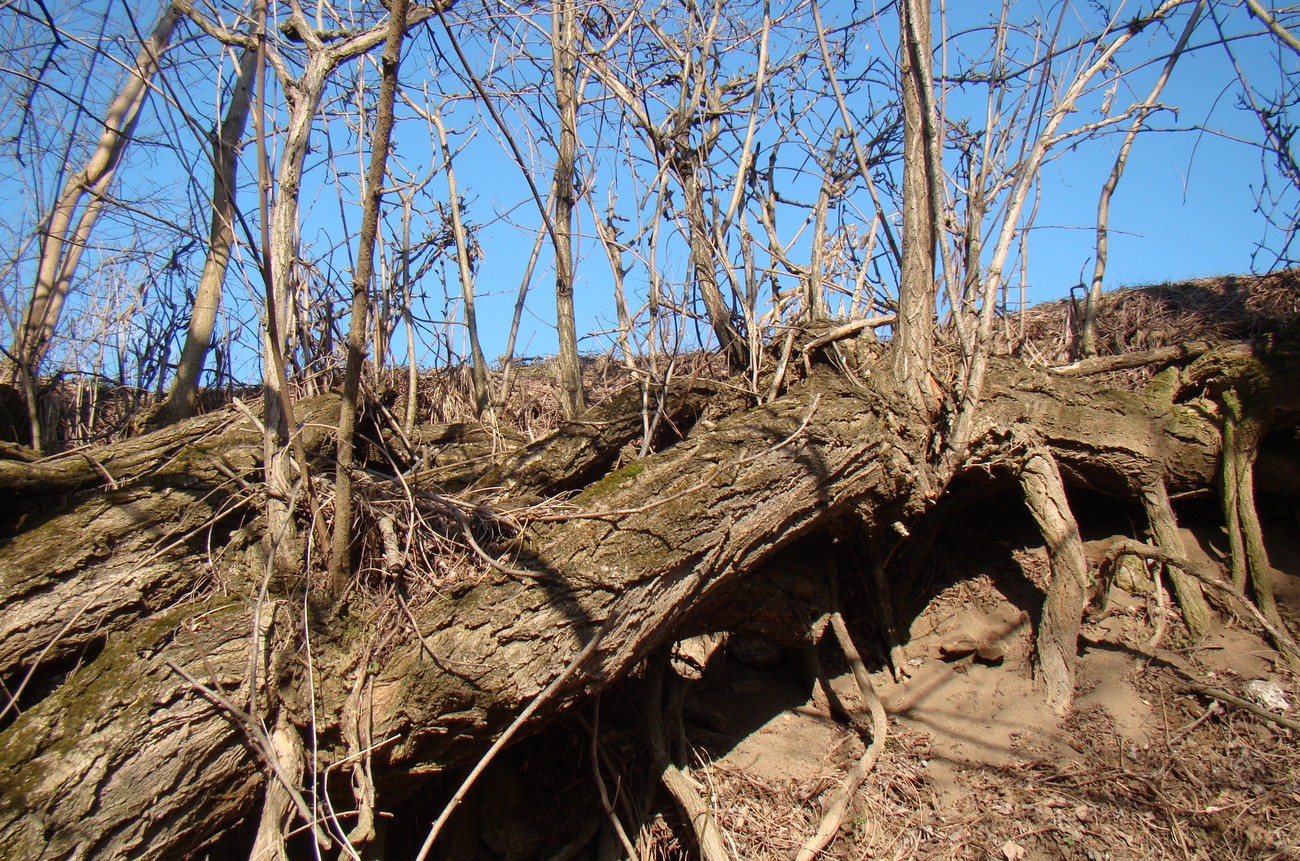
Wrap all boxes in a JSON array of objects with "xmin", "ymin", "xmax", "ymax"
[
  {"xmin": 161, "ymin": 657, "xmax": 333, "ymax": 851},
  {"xmin": 587, "ymin": 697, "xmax": 645, "ymax": 861},
  {"xmin": 411, "ymin": 615, "xmax": 617, "ymax": 861},
  {"xmin": 1176, "ymin": 682, "xmax": 1300, "ymax": 732}
]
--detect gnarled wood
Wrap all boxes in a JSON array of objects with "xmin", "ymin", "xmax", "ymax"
[
  {"xmin": 1019, "ymin": 447, "xmax": 1091, "ymax": 714},
  {"xmin": 0, "ymin": 347, "xmax": 1294, "ymax": 858},
  {"xmin": 0, "ymin": 600, "xmax": 263, "ymax": 860}
]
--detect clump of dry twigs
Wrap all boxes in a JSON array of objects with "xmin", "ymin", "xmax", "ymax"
[{"xmin": 1013, "ymin": 269, "xmax": 1300, "ymax": 367}]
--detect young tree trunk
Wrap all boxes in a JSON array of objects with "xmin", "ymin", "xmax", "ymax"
[
  {"xmin": 1141, "ymin": 480, "xmax": 1212, "ymax": 638},
  {"xmin": 1082, "ymin": 1, "xmax": 1204, "ymax": 357},
  {"xmin": 430, "ymin": 109, "xmax": 491, "ymax": 417},
  {"xmin": 551, "ymin": 0, "xmax": 587, "ymax": 419},
  {"xmin": 893, "ymin": 0, "xmax": 938, "ymax": 411},
  {"xmin": 156, "ymin": 40, "xmax": 259, "ymax": 425},
  {"xmin": 331, "ymin": 0, "xmax": 412, "ymax": 595},
  {"xmin": 677, "ymin": 157, "xmax": 748, "ymax": 370}
]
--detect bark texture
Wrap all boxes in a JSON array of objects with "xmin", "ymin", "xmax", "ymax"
[
  {"xmin": 1019, "ymin": 448, "xmax": 1091, "ymax": 714},
  {"xmin": 0, "ymin": 599, "xmax": 262, "ymax": 859},
  {"xmin": 0, "ymin": 344, "xmax": 1295, "ymax": 858}
]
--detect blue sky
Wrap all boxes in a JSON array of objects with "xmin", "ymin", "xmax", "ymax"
[
  {"xmin": 413, "ymin": 1, "xmax": 1298, "ymax": 360},
  {"xmin": 2, "ymin": 0, "xmax": 1296, "ymax": 380}
]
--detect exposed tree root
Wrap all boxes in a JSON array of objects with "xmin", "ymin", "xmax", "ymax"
[
  {"xmin": 1141, "ymin": 480, "xmax": 1211, "ymax": 639},
  {"xmin": 1019, "ymin": 446, "xmax": 1092, "ymax": 714},
  {"xmin": 646, "ymin": 654, "xmax": 734, "ymax": 861},
  {"xmin": 1142, "ymin": 570, "xmax": 1171, "ymax": 652},
  {"xmin": 341, "ymin": 651, "xmax": 380, "ymax": 856},
  {"xmin": 1222, "ymin": 395, "xmax": 1283, "ymax": 629},
  {"xmin": 794, "ymin": 611, "xmax": 887, "ymax": 861},
  {"xmin": 1098, "ymin": 539, "xmax": 1300, "ymax": 669},
  {"xmin": 588, "ymin": 697, "xmax": 645, "ymax": 861},
  {"xmin": 248, "ymin": 714, "xmax": 310, "ymax": 861},
  {"xmin": 867, "ymin": 550, "xmax": 909, "ymax": 681}
]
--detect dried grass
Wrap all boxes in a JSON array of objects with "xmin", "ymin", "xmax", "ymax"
[
  {"xmin": 1012, "ymin": 269, "xmax": 1300, "ymax": 370},
  {"xmin": 22, "ymin": 270, "xmax": 1298, "ymax": 452},
  {"xmin": 635, "ymin": 652, "xmax": 1300, "ymax": 861}
]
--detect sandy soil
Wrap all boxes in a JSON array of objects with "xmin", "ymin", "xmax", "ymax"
[{"xmin": 676, "ymin": 515, "xmax": 1300, "ymax": 861}]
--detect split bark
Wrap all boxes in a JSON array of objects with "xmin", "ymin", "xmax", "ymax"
[{"xmin": 0, "ymin": 351, "xmax": 1288, "ymax": 857}]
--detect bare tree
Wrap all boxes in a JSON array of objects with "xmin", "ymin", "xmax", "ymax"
[
  {"xmin": 1081, "ymin": 1, "xmax": 1205, "ymax": 358},
  {"xmin": 4, "ymin": 3, "xmax": 1300, "ymax": 858},
  {"xmin": 2, "ymin": 2, "xmax": 182, "ymax": 445},
  {"xmin": 893, "ymin": 0, "xmax": 940, "ymax": 412},
  {"xmin": 330, "ymin": 0, "xmax": 414, "ymax": 596}
]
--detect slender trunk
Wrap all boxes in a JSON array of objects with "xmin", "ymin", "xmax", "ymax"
[
  {"xmin": 808, "ymin": 155, "xmax": 833, "ymax": 322},
  {"xmin": 256, "ymin": 12, "xmax": 308, "ymax": 571},
  {"xmin": 496, "ymin": 214, "xmax": 548, "ymax": 406},
  {"xmin": 1082, "ymin": 1, "xmax": 1204, "ymax": 357},
  {"xmin": 893, "ymin": 0, "xmax": 938, "ymax": 412},
  {"xmin": 588, "ymin": 195, "xmax": 635, "ymax": 368},
  {"xmin": 431, "ymin": 110, "xmax": 490, "ymax": 417},
  {"xmin": 678, "ymin": 158, "xmax": 747, "ymax": 369},
  {"xmin": 399, "ymin": 191, "xmax": 420, "ymax": 439},
  {"xmin": 331, "ymin": 0, "xmax": 411, "ymax": 595},
  {"xmin": 158, "ymin": 42, "xmax": 259, "ymax": 424},
  {"xmin": 552, "ymin": 0, "xmax": 586, "ymax": 418}
]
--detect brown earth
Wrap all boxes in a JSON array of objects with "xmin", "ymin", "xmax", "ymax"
[
  {"xmin": 471, "ymin": 499, "xmax": 1299, "ymax": 861},
  {"xmin": 687, "ymin": 517, "xmax": 1296, "ymax": 860}
]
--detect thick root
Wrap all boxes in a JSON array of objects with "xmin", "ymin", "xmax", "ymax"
[
  {"xmin": 1141, "ymin": 481, "xmax": 1211, "ymax": 639},
  {"xmin": 1221, "ymin": 394, "xmax": 1289, "ymax": 655},
  {"xmin": 645, "ymin": 654, "xmax": 733, "ymax": 861},
  {"xmin": 248, "ymin": 715, "xmax": 309, "ymax": 861},
  {"xmin": 794, "ymin": 611, "xmax": 887, "ymax": 861},
  {"xmin": 1019, "ymin": 447, "xmax": 1091, "ymax": 714}
]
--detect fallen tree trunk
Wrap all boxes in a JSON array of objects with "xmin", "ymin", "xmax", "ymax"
[
  {"xmin": 0, "ymin": 346, "xmax": 1295, "ymax": 858},
  {"xmin": 0, "ymin": 598, "xmax": 263, "ymax": 859}
]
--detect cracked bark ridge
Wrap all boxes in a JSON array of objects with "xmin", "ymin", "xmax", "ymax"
[{"xmin": 1, "ymin": 346, "xmax": 1296, "ymax": 858}]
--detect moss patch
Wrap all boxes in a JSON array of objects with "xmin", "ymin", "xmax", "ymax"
[{"xmin": 574, "ymin": 461, "xmax": 645, "ymax": 503}]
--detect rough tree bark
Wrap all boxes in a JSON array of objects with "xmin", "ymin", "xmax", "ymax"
[
  {"xmin": 894, "ymin": 0, "xmax": 939, "ymax": 411},
  {"xmin": 551, "ymin": 0, "xmax": 587, "ymax": 419},
  {"xmin": 1019, "ymin": 446, "xmax": 1092, "ymax": 714},
  {"xmin": 332, "ymin": 0, "xmax": 412, "ymax": 595},
  {"xmin": 0, "ymin": 343, "xmax": 1295, "ymax": 858}
]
